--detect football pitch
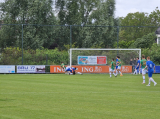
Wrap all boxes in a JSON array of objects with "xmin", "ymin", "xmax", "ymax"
[{"xmin": 0, "ymin": 74, "xmax": 160, "ymax": 119}]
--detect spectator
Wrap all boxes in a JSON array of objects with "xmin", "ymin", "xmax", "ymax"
[
  {"xmin": 130, "ymin": 59, "xmax": 134, "ymax": 73},
  {"xmin": 133, "ymin": 58, "xmax": 136, "ymax": 72},
  {"xmin": 133, "ymin": 58, "xmax": 136, "ymax": 65},
  {"xmin": 130, "ymin": 59, "xmax": 133, "ymax": 65}
]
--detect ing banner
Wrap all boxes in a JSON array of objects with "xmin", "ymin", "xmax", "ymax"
[{"xmin": 50, "ymin": 65, "xmax": 132, "ymax": 73}]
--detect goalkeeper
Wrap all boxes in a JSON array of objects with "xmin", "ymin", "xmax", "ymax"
[
  {"xmin": 66, "ymin": 67, "xmax": 83, "ymax": 75},
  {"xmin": 61, "ymin": 62, "xmax": 82, "ymax": 75}
]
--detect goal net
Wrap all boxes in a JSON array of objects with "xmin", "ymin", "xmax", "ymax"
[{"xmin": 69, "ymin": 48, "xmax": 141, "ymax": 66}]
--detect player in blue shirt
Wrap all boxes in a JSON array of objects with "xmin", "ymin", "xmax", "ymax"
[
  {"xmin": 66, "ymin": 67, "xmax": 82, "ymax": 75},
  {"xmin": 66, "ymin": 67, "xmax": 76, "ymax": 75},
  {"xmin": 133, "ymin": 57, "xmax": 140, "ymax": 75},
  {"xmin": 116, "ymin": 56, "xmax": 119, "ymax": 75},
  {"xmin": 143, "ymin": 56, "xmax": 157, "ymax": 86}
]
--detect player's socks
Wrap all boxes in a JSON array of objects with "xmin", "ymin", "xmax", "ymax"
[
  {"xmin": 116, "ymin": 72, "xmax": 118, "ymax": 75},
  {"xmin": 116, "ymin": 70, "xmax": 118, "ymax": 74},
  {"xmin": 150, "ymin": 78, "xmax": 156, "ymax": 84},
  {"xmin": 110, "ymin": 73, "xmax": 112, "ymax": 77},
  {"xmin": 118, "ymin": 71, "xmax": 122, "ymax": 76},
  {"xmin": 113, "ymin": 73, "xmax": 116, "ymax": 76},
  {"xmin": 133, "ymin": 70, "xmax": 136, "ymax": 74},
  {"xmin": 148, "ymin": 78, "xmax": 151, "ymax": 85},
  {"xmin": 143, "ymin": 76, "xmax": 145, "ymax": 83}
]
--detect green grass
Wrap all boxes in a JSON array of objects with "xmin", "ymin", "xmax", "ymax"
[{"xmin": 0, "ymin": 74, "xmax": 160, "ymax": 119}]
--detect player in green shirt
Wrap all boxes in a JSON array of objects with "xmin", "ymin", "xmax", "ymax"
[
  {"xmin": 61, "ymin": 62, "xmax": 66, "ymax": 70},
  {"xmin": 115, "ymin": 56, "xmax": 123, "ymax": 76},
  {"xmin": 140, "ymin": 55, "xmax": 147, "ymax": 84},
  {"xmin": 109, "ymin": 58, "xmax": 116, "ymax": 77}
]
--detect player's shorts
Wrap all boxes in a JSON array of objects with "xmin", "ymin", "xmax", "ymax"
[
  {"xmin": 118, "ymin": 66, "xmax": 121, "ymax": 69},
  {"xmin": 116, "ymin": 66, "xmax": 118, "ymax": 69},
  {"xmin": 109, "ymin": 68, "xmax": 115, "ymax": 72},
  {"xmin": 142, "ymin": 68, "xmax": 146, "ymax": 74},
  {"xmin": 136, "ymin": 67, "xmax": 139, "ymax": 70},
  {"xmin": 148, "ymin": 69, "xmax": 153, "ymax": 77}
]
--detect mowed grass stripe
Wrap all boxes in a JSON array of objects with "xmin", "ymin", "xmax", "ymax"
[{"xmin": 0, "ymin": 74, "xmax": 160, "ymax": 119}]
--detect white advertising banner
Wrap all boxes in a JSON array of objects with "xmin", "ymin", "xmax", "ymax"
[
  {"xmin": 0, "ymin": 65, "xmax": 15, "ymax": 73},
  {"xmin": 17, "ymin": 65, "xmax": 45, "ymax": 73},
  {"xmin": 78, "ymin": 56, "xmax": 107, "ymax": 65}
]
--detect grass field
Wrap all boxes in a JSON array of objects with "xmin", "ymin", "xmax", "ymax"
[{"xmin": 0, "ymin": 74, "xmax": 160, "ymax": 119}]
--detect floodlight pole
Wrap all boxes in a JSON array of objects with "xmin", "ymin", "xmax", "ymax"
[
  {"xmin": 70, "ymin": 25, "xmax": 72, "ymax": 48},
  {"xmin": 117, "ymin": 26, "xmax": 119, "ymax": 48},
  {"xmin": 117, "ymin": 26, "xmax": 119, "ymax": 55},
  {"xmin": 70, "ymin": 49, "xmax": 72, "ymax": 67},
  {"xmin": 22, "ymin": 24, "xmax": 24, "ymax": 65}
]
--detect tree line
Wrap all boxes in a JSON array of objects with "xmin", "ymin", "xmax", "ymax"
[{"xmin": 0, "ymin": 0, "xmax": 118, "ymax": 50}]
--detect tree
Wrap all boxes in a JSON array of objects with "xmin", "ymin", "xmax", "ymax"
[
  {"xmin": 119, "ymin": 12, "xmax": 149, "ymax": 48},
  {"xmin": 129, "ymin": 32, "xmax": 156, "ymax": 48},
  {"xmin": 0, "ymin": 0, "xmax": 57, "ymax": 50},
  {"xmin": 55, "ymin": 0, "xmax": 100, "ymax": 48},
  {"xmin": 56, "ymin": 0, "xmax": 117, "ymax": 48},
  {"xmin": 142, "ymin": 43, "xmax": 160, "ymax": 65},
  {"xmin": 82, "ymin": 0, "xmax": 117, "ymax": 48},
  {"xmin": 118, "ymin": 8, "xmax": 160, "ymax": 48},
  {"xmin": 148, "ymin": 7, "xmax": 160, "ymax": 26}
]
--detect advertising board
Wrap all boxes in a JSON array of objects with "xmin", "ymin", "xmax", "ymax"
[
  {"xmin": 0, "ymin": 65, "xmax": 15, "ymax": 73},
  {"xmin": 17, "ymin": 65, "xmax": 45, "ymax": 73},
  {"xmin": 78, "ymin": 56, "xmax": 106, "ymax": 65},
  {"xmin": 50, "ymin": 65, "xmax": 132, "ymax": 73}
]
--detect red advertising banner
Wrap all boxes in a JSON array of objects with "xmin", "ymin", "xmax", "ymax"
[
  {"xmin": 97, "ymin": 56, "xmax": 106, "ymax": 64},
  {"xmin": 50, "ymin": 65, "xmax": 132, "ymax": 73}
]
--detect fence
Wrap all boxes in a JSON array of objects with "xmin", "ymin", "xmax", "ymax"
[
  {"xmin": 1, "ymin": 65, "xmax": 160, "ymax": 74},
  {"xmin": 0, "ymin": 24, "xmax": 158, "ymax": 65}
]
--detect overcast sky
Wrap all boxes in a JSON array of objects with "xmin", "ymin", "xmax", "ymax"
[
  {"xmin": 115, "ymin": 0, "xmax": 160, "ymax": 17},
  {"xmin": 0, "ymin": 0, "xmax": 159, "ymax": 18}
]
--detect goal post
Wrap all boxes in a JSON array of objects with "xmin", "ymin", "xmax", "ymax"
[{"xmin": 69, "ymin": 48, "xmax": 141, "ymax": 67}]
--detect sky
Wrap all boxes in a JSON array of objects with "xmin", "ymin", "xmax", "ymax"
[
  {"xmin": 0, "ymin": 0, "xmax": 159, "ymax": 18},
  {"xmin": 115, "ymin": 0, "xmax": 160, "ymax": 17}
]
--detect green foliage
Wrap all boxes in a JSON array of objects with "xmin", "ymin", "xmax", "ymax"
[
  {"xmin": 0, "ymin": 0, "xmax": 118, "ymax": 49},
  {"xmin": 142, "ymin": 43, "xmax": 160, "ymax": 65},
  {"xmin": 119, "ymin": 8, "xmax": 160, "ymax": 48},
  {"xmin": 119, "ymin": 12, "xmax": 149, "ymax": 45},
  {"xmin": 0, "ymin": 0, "xmax": 57, "ymax": 50},
  {"xmin": 130, "ymin": 32, "xmax": 156, "ymax": 48},
  {"xmin": 148, "ymin": 7, "xmax": 160, "ymax": 26},
  {"xmin": 0, "ymin": 47, "xmax": 69, "ymax": 65},
  {"xmin": 114, "ymin": 40, "xmax": 134, "ymax": 48},
  {"xmin": 56, "ymin": 0, "xmax": 117, "ymax": 48}
]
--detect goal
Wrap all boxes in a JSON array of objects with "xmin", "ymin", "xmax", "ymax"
[{"xmin": 69, "ymin": 48, "xmax": 141, "ymax": 67}]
